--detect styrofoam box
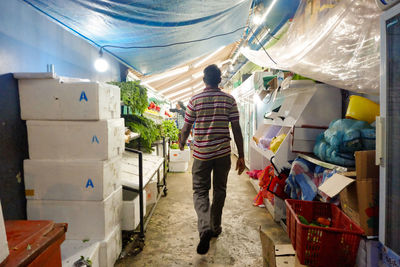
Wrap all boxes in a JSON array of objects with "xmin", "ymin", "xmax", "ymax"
[
  {"xmin": 145, "ymin": 176, "xmax": 158, "ymax": 206},
  {"xmin": 62, "ymin": 239, "xmax": 100, "ymax": 267},
  {"xmin": 27, "ymin": 118, "xmax": 124, "ymax": 160},
  {"xmin": 27, "ymin": 187, "xmax": 122, "ymax": 240},
  {"xmin": 169, "ymin": 161, "xmax": 189, "ymax": 172},
  {"xmin": 170, "ymin": 148, "xmax": 190, "ymax": 162},
  {"xmin": 99, "ymin": 224, "xmax": 122, "ymax": 267},
  {"xmin": 122, "ymin": 189, "xmax": 146, "ymax": 231},
  {"xmin": 0, "ymin": 201, "xmax": 9, "ymax": 265},
  {"xmin": 16, "ymin": 73, "xmax": 120, "ymax": 120},
  {"xmin": 24, "ymin": 157, "xmax": 121, "ymax": 201}
]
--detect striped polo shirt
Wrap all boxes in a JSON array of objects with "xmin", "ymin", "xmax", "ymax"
[{"xmin": 184, "ymin": 88, "xmax": 240, "ymax": 160}]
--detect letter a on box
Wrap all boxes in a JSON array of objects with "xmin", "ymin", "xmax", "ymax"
[
  {"xmin": 92, "ymin": 135, "xmax": 99, "ymax": 144},
  {"xmin": 86, "ymin": 179, "xmax": 94, "ymax": 188},
  {"xmin": 80, "ymin": 91, "xmax": 88, "ymax": 102}
]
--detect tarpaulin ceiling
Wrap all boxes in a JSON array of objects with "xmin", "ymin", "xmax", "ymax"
[
  {"xmin": 22, "ymin": 0, "xmax": 252, "ymax": 75},
  {"xmin": 242, "ymin": 0, "xmax": 382, "ymax": 94}
]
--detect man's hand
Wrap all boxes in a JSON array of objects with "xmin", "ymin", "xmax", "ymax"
[
  {"xmin": 178, "ymin": 134, "xmax": 185, "ymax": 151},
  {"xmin": 179, "ymin": 141, "xmax": 185, "ymax": 151},
  {"xmin": 236, "ymin": 157, "xmax": 246, "ymax": 175}
]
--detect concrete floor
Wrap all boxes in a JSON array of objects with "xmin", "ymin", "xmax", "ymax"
[{"xmin": 116, "ymin": 156, "xmax": 288, "ymax": 267}]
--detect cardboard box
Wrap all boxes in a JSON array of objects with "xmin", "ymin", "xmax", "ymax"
[
  {"xmin": 260, "ymin": 226, "xmax": 304, "ymax": 267},
  {"xmin": 355, "ymin": 150, "xmax": 379, "ymax": 180},
  {"xmin": 318, "ymin": 150, "xmax": 379, "ymax": 236}
]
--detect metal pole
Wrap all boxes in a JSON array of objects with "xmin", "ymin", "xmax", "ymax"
[{"xmin": 138, "ymin": 151, "xmax": 144, "ymax": 238}]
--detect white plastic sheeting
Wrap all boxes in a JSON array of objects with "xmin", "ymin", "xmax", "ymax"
[{"xmin": 242, "ymin": 0, "xmax": 382, "ymax": 94}]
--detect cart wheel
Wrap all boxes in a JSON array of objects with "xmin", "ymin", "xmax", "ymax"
[
  {"xmin": 139, "ymin": 239, "xmax": 145, "ymax": 250},
  {"xmin": 163, "ymin": 188, "xmax": 168, "ymax": 196}
]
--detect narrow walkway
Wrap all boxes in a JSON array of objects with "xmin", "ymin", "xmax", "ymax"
[{"xmin": 116, "ymin": 156, "xmax": 283, "ymax": 266}]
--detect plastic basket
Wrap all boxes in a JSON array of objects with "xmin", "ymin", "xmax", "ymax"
[
  {"xmin": 345, "ymin": 95, "xmax": 379, "ymax": 124},
  {"xmin": 285, "ymin": 199, "xmax": 364, "ymax": 267}
]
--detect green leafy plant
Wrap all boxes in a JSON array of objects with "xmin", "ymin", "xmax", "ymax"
[
  {"xmin": 109, "ymin": 81, "xmax": 148, "ymax": 115},
  {"xmin": 125, "ymin": 115, "xmax": 161, "ymax": 153},
  {"xmin": 170, "ymin": 143, "xmax": 188, "ymax": 150},
  {"xmin": 161, "ymin": 120, "xmax": 180, "ymax": 142}
]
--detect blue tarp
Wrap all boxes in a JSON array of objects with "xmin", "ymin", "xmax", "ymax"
[{"xmin": 22, "ymin": 0, "xmax": 252, "ymax": 75}]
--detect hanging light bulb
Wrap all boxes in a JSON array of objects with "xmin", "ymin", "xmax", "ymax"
[
  {"xmin": 94, "ymin": 48, "xmax": 109, "ymax": 72},
  {"xmin": 253, "ymin": 15, "xmax": 262, "ymax": 25}
]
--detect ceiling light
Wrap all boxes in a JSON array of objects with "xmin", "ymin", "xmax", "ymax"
[
  {"xmin": 94, "ymin": 49, "xmax": 109, "ymax": 72},
  {"xmin": 166, "ymin": 87, "xmax": 193, "ymax": 98},
  {"xmin": 193, "ymin": 46, "xmax": 225, "ymax": 68},
  {"xmin": 253, "ymin": 15, "xmax": 263, "ymax": 25},
  {"xmin": 144, "ymin": 66, "xmax": 189, "ymax": 84},
  {"xmin": 160, "ymin": 78, "xmax": 191, "ymax": 94},
  {"xmin": 260, "ymin": 0, "xmax": 278, "ymax": 24}
]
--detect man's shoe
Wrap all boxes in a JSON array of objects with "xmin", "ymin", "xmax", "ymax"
[
  {"xmin": 212, "ymin": 229, "xmax": 222, "ymax": 238},
  {"xmin": 197, "ymin": 230, "xmax": 213, "ymax": 255}
]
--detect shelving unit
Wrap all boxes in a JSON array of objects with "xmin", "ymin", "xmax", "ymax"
[
  {"xmin": 244, "ymin": 80, "xmax": 342, "ymax": 223},
  {"xmin": 249, "ymin": 81, "xmax": 342, "ymax": 173},
  {"xmin": 120, "ymin": 137, "xmax": 168, "ymax": 243}
]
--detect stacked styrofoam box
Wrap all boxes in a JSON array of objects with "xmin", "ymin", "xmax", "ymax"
[
  {"xmin": 0, "ymin": 201, "xmax": 9, "ymax": 265},
  {"xmin": 16, "ymin": 73, "xmax": 124, "ymax": 267},
  {"xmin": 169, "ymin": 148, "xmax": 190, "ymax": 172},
  {"xmin": 122, "ymin": 190, "xmax": 146, "ymax": 231}
]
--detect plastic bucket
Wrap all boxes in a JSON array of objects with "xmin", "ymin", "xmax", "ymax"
[{"xmin": 345, "ymin": 95, "xmax": 379, "ymax": 124}]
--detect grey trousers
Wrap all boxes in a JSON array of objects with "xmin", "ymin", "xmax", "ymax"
[{"xmin": 192, "ymin": 154, "xmax": 231, "ymax": 236}]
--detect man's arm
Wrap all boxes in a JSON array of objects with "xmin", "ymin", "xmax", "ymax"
[
  {"xmin": 179, "ymin": 122, "xmax": 192, "ymax": 150},
  {"xmin": 231, "ymin": 121, "xmax": 245, "ymax": 174}
]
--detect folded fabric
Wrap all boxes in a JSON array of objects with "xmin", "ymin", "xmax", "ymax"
[{"xmin": 284, "ymin": 157, "xmax": 324, "ymax": 201}]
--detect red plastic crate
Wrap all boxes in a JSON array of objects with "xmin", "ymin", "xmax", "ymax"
[{"xmin": 285, "ymin": 199, "xmax": 364, "ymax": 267}]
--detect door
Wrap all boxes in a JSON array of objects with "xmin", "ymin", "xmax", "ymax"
[{"xmin": 380, "ymin": 4, "xmax": 400, "ymax": 254}]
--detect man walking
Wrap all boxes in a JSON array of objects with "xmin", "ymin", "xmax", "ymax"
[{"xmin": 179, "ymin": 64, "xmax": 245, "ymax": 255}]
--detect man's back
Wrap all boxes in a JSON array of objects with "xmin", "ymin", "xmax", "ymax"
[{"xmin": 185, "ymin": 88, "xmax": 239, "ymax": 160}]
